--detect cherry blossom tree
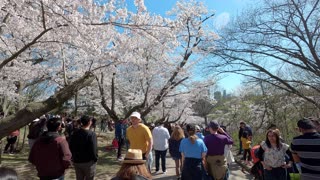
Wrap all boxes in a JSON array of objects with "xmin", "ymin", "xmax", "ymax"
[
  {"xmin": 90, "ymin": 0, "xmax": 218, "ymax": 122},
  {"xmin": 0, "ymin": 0, "xmax": 219, "ymax": 138}
]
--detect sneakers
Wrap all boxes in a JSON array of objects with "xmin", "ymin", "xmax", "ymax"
[
  {"xmin": 117, "ymin": 157, "xmax": 123, "ymax": 161},
  {"xmin": 163, "ymin": 171, "xmax": 167, "ymax": 174}
]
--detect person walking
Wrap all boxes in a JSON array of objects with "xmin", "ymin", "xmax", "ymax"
[
  {"xmin": 179, "ymin": 123, "xmax": 207, "ymax": 180},
  {"xmin": 115, "ymin": 119, "xmax": 127, "ymax": 160},
  {"xmin": 4, "ymin": 129, "xmax": 19, "ymax": 154},
  {"xmin": 126, "ymin": 112, "xmax": 153, "ymax": 160},
  {"xmin": 152, "ymin": 122, "xmax": 170, "ymax": 174},
  {"xmin": 27, "ymin": 117, "xmax": 47, "ymax": 149},
  {"xmin": 29, "ymin": 117, "xmax": 72, "ymax": 180},
  {"xmin": 257, "ymin": 129, "xmax": 293, "ymax": 180},
  {"xmin": 169, "ymin": 125, "xmax": 185, "ymax": 179},
  {"xmin": 70, "ymin": 115, "xmax": 98, "ymax": 180},
  {"xmin": 291, "ymin": 118, "xmax": 320, "ymax": 180},
  {"xmin": 204, "ymin": 121, "xmax": 233, "ymax": 180}
]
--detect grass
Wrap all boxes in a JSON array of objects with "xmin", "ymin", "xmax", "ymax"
[{"xmin": 0, "ymin": 131, "xmax": 121, "ymax": 180}]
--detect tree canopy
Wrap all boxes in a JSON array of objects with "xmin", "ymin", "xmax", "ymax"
[{"xmin": 205, "ymin": 0, "xmax": 320, "ymax": 108}]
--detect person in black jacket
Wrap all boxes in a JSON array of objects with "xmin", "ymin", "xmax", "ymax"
[
  {"xmin": 70, "ymin": 115, "xmax": 98, "ymax": 180},
  {"xmin": 238, "ymin": 121, "xmax": 253, "ymax": 155}
]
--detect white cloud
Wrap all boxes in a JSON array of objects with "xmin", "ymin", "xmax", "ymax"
[{"xmin": 214, "ymin": 12, "xmax": 230, "ymax": 30}]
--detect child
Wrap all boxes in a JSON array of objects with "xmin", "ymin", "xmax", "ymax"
[{"xmin": 241, "ymin": 131, "xmax": 252, "ymax": 166}]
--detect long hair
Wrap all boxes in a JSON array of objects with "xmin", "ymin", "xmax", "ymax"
[
  {"xmin": 115, "ymin": 163, "xmax": 152, "ymax": 180},
  {"xmin": 186, "ymin": 124, "xmax": 198, "ymax": 144},
  {"xmin": 171, "ymin": 126, "xmax": 185, "ymax": 141},
  {"xmin": 265, "ymin": 129, "xmax": 281, "ymax": 150}
]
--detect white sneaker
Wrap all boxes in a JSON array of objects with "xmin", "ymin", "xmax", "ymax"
[
  {"xmin": 163, "ymin": 171, "xmax": 167, "ymax": 174},
  {"xmin": 117, "ymin": 157, "xmax": 123, "ymax": 161}
]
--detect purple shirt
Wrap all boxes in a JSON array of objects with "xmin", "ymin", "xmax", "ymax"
[{"xmin": 204, "ymin": 133, "xmax": 233, "ymax": 156}]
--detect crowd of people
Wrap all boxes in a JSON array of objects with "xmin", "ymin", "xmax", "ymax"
[{"xmin": 1, "ymin": 112, "xmax": 320, "ymax": 180}]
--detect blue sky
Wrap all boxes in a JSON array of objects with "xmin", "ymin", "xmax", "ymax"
[{"xmin": 126, "ymin": 0, "xmax": 252, "ymax": 92}]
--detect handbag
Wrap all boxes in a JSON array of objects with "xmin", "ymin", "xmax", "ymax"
[
  {"xmin": 112, "ymin": 138, "xmax": 119, "ymax": 148},
  {"xmin": 289, "ymin": 163, "xmax": 300, "ymax": 180},
  {"xmin": 289, "ymin": 173, "xmax": 300, "ymax": 180}
]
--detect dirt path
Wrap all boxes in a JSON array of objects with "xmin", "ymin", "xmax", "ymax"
[{"xmin": 151, "ymin": 152, "xmax": 253, "ymax": 180}]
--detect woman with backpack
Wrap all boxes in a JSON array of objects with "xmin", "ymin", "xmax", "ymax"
[{"xmin": 179, "ymin": 123, "xmax": 207, "ymax": 180}]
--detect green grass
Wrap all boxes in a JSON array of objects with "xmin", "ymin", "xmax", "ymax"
[{"xmin": 1, "ymin": 131, "xmax": 121, "ymax": 179}]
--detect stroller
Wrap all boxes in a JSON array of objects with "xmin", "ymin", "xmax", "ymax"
[{"xmin": 250, "ymin": 145, "xmax": 264, "ymax": 180}]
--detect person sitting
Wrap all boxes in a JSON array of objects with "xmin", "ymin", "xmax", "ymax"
[{"xmin": 111, "ymin": 149, "xmax": 152, "ymax": 180}]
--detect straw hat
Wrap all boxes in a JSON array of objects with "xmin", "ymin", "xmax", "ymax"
[{"xmin": 123, "ymin": 149, "xmax": 146, "ymax": 164}]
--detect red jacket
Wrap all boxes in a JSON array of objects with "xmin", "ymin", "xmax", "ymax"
[
  {"xmin": 10, "ymin": 130, "xmax": 20, "ymax": 137},
  {"xmin": 29, "ymin": 132, "xmax": 71, "ymax": 177}
]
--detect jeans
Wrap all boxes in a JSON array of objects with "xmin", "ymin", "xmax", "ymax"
[
  {"xmin": 73, "ymin": 161, "xmax": 96, "ymax": 180},
  {"xmin": 239, "ymin": 139, "xmax": 243, "ymax": 154},
  {"xmin": 264, "ymin": 167, "xmax": 286, "ymax": 180},
  {"xmin": 155, "ymin": 149, "xmax": 167, "ymax": 172},
  {"xmin": 117, "ymin": 138, "xmax": 124, "ymax": 158},
  {"xmin": 147, "ymin": 151, "xmax": 153, "ymax": 173}
]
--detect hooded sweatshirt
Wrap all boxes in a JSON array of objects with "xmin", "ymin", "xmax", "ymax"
[{"xmin": 28, "ymin": 132, "xmax": 72, "ymax": 178}]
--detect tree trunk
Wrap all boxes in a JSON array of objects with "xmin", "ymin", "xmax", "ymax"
[
  {"xmin": 0, "ymin": 72, "xmax": 95, "ymax": 139},
  {"xmin": 74, "ymin": 92, "xmax": 78, "ymax": 117},
  {"xmin": 20, "ymin": 126, "xmax": 27, "ymax": 152},
  {"xmin": 204, "ymin": 116, "xmax": 208, "ymax": 126},
  {"xmin": 0, "ymin": 139, "xmax": 2, "ymax": 164},
  {"xmin": 15, "ymin": 129, "xmax": 20, "ymax": 151}
]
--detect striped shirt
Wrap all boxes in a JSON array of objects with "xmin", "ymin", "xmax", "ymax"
[{"xmin": 291, "ymin": 132, "xmax": 320, "ymax": 180}]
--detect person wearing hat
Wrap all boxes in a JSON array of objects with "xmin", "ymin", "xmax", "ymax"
[
  {"xmin": 126, "ymin": 112, "xmax": 153, "ymax": 161},
  {"xmin": 179, "ymin": 123, "xmax": 207, "ymax": 180},
  {"xmin": 291, "ymin": 118, "xmax": 320, "ymax": 180},
  {"xmin": 203, "ymin": 120, "xmax": 233, "ymax": 180},
  {"xmin": 111, "ymin": 149, "xmax": 152, "ymax": 180}
]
